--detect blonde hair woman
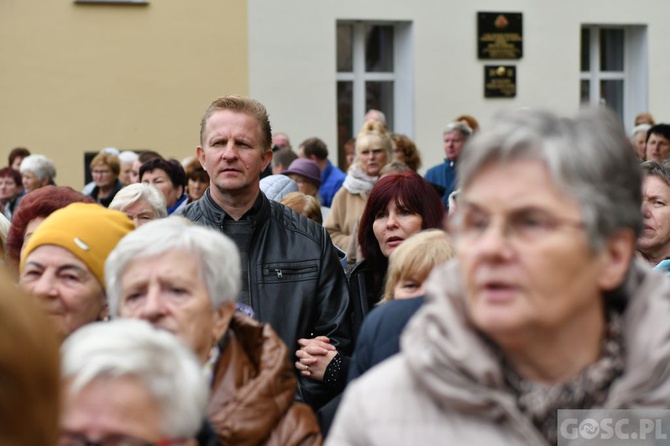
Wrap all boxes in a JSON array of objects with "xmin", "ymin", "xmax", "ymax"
[
  {"xmin": 380, "ymin": 229, "xmax": 453, "ymax": 303},
  {"xmin": 280, "ymin": 192, "xmax": 323, "ymax": 225}
]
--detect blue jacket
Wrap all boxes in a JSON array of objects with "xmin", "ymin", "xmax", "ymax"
[
  {"xmin": 319, "ymin": 161, "xmax": 345, "ymax": 208},
  {"xmin": 348, "ymin": 296, "xmax": 425, "ymax": 382},
  {"xmin": 425, "ymin": 159, "xmax": 457, "ymax": 208}
]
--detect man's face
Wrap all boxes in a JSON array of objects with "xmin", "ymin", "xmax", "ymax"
[
  {"xmin": 272, "ymin": 134, "xmax": 290, "ymax": 151},
  {"xmin": 142, "ymin": 169, "xmax": 181, "ymax": 209},
  {"xmin": 638, "ymin": 175, "xmax": 670, "ymax": 261},
  {"xmin": 443, "ymin": 130, "xmax": 467, "ymax": 161},
  {"xmin": 197, "ymin": 110, "xmax": 272, "ymax": 199},
  {"xmin": 646, "ymin": 133, "xmax": 670, "ymax": 162}
]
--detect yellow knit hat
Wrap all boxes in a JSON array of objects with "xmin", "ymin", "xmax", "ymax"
[{"xmin": 20, "ymin": 203, "xmax": 135, "ymax": 290}]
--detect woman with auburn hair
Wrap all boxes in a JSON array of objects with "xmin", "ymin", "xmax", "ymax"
[
  {"xmin": 5, "ymin": 186, "xmax": 94, "ymax": 276},
  {"xmin": 0, "ymin": 267, "xmax": 60, "ymax": 446},
  {"xmin": 353, "ymin": 172, "xmax": 445, "ymax": 321},
  {"xmin": 390, "ymin": 133, "xmax": 422, "ymax": 172}
]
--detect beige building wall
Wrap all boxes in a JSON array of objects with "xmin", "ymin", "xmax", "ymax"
[{"xmin": 0, "ymin": 0, "xmax": 248, "ymax": 188}]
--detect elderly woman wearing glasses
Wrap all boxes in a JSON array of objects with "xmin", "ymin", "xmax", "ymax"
[{"xmin": 328, "ymin": 108, "xmax": 670, "ymax": 445}]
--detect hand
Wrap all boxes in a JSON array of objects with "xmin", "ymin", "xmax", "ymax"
[{"xmin": 294, "ymin": 336, "xmax": 337, "ymax": 381}]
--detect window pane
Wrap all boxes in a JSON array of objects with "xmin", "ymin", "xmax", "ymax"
[
  {"xmin": 580, "ymin": 80, "xmax": 590, "ymax": 103},
  {"xmin": 600, "ymin": 80, "xmax": 624, "ymax": 122},
  {"xmin": 337, "ymin": 24, "xmax": 353, "ymax": 72},
  {"xmin": 580, "ymin": 28, "xmax": 590, "ymax": 72},
  {"xmin": 600, "ymin": 29, "xmax": 624, "ymax": 71},
  {"xmin": 337, "ymin": 81, "xmax": 354, "ymax": 167},
  {"xmin": 365, "ymin": 25, "xmax": 394, "ymax": 72},
  {"xmin": 365, "ymin": 81, "xmax": 394, "ymax": 130}
]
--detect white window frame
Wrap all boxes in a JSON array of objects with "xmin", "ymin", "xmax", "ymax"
[
  {"xmin": 336, "ymin": 21, "xmax": 413, "ymax": 136},
  {"xmin": 580, "ymin": 25, "xmax": 647, "ymax": 131}
]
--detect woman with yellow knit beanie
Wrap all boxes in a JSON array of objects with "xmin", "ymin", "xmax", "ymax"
[{"xmin": 18, "ymin": 203, "xmax": 134, "ymax": 342}]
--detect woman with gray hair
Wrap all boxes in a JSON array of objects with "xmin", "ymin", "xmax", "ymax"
[
  {"xmin": 105, "ymin": 218, "xmax": 321, "ymax": 445},
  {"xmin": 19, "ymin": 154, "xmax": 56, "ymax": 193},
  {"xmin": 109, "ymin": 183, "xmax": 167, "ymax": 227},
  {"xmin": 328, "ymin": 108, "xmax": 670, "ymax": 445},
  {"xmin": 60, "ymin": 319, "xmax": 208, "ymax": 445}
]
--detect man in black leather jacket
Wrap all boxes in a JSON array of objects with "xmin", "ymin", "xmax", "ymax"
[{"xmin": 180, "ymin": 95, "xmax": 352, "ymax": 410}]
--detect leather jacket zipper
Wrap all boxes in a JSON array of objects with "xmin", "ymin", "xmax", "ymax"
[{"xmin": 266, "ymin": 266, "xmax": 318, "ymax": 279}]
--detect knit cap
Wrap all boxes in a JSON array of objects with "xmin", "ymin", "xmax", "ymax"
[{"xmin": 20, "ymin": 203, "xmax": 134, "ymax": 290}]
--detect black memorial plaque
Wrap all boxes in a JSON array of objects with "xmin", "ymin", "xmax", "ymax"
[
  {"xmin": 478, "ymin": 12, "xmax": 522, "ymax": 59},
  {"xmin": 484, "ymin": 65, "xmax": 516, "ymax": 98}
]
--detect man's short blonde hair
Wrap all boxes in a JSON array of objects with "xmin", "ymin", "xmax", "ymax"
[{"xmin": 199, "ymin": 95, "xmax": 272, "ymax": 152}]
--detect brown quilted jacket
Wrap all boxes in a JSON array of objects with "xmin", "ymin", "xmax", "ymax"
[{"xmin": 208, "ymin": 314, "xmax": 322, "ymax": 446}]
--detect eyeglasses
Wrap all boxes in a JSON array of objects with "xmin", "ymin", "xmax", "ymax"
[
  {"xmin": 58, "ymin": 431, "xmax": 187, "ymax": 446},
  {"xmin": 92, "ymin": 170, "xmax": 113, "ymax": 176},
  {"xmin": 450, "ymin": 208, "xmax": 585, "ymax": 245}
]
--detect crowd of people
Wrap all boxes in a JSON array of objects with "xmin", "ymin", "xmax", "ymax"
[{"xmin": 2, "ymin": 96, "xmax": 670, "ymax": 446}]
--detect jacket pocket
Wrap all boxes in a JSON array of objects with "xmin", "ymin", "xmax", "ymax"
[{"xmin": 261, "ymin": 260, "xmax": 319, "ymax": 283}]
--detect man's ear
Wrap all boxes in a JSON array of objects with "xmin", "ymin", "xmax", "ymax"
[
  {"xmin": 196, "ymin": 146, "xmax": 206, "ymax": 172},
  {"xmin": 261, "ymin": 149, "xmax": 273, "ymax": 172},
  {"xmin": 597, "ymin": 229, "xmax": 636, "ymax": 291}
]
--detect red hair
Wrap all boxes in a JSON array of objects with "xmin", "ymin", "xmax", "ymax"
[
  {"xmin": 358, "ymin": 172, "xmax": 444, "ymax": 292},
  {"xmin": 6, "ymin": 186, "xmax": 94, "ymax": 274}
]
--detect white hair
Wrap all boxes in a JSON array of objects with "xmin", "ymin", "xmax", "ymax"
[
  {"xmin": 61, "ymin": 319, "xmax": 208, "ymax": 439},
  {"xmin": 105, "ymin": 217, "xmax": 241, "ymax": 316},
  {"xmin": 100, "ymin": 147, "xmax": 120, "ymax": 156},
  {"xmin": 444, "ymin": 121, "xmax": 473, "ymax": 138},
  {"xmin": 109, "ymin": 183, "xmax": 167, "ymax": 218},
  {"xmin": 365, "ymin": 109, "xmax": 387, "ymax": 126},
  {"xmin": 631, "ymin": 123, "xmax": 652, "ymax": 138},
  {"xmin": 118, "ymin": 150, "xmax": 139, "ymax": 164},
  {"xmin": 19, "ymin": 155, "xmax": 56, "ymax": 181}
]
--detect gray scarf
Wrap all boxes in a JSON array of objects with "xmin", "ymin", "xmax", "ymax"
[
  {"xmin": 342, "ymin": 164, "xmax": 378, "ymax": 195},
  {"xmin": 502, "ymin": 311, "xmax": 624, "ymax": 445}
]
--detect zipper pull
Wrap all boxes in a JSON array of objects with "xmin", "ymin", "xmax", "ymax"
[{"xmin": 276, "ymin": 269, "xmax": 283, "ymax": 279}]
